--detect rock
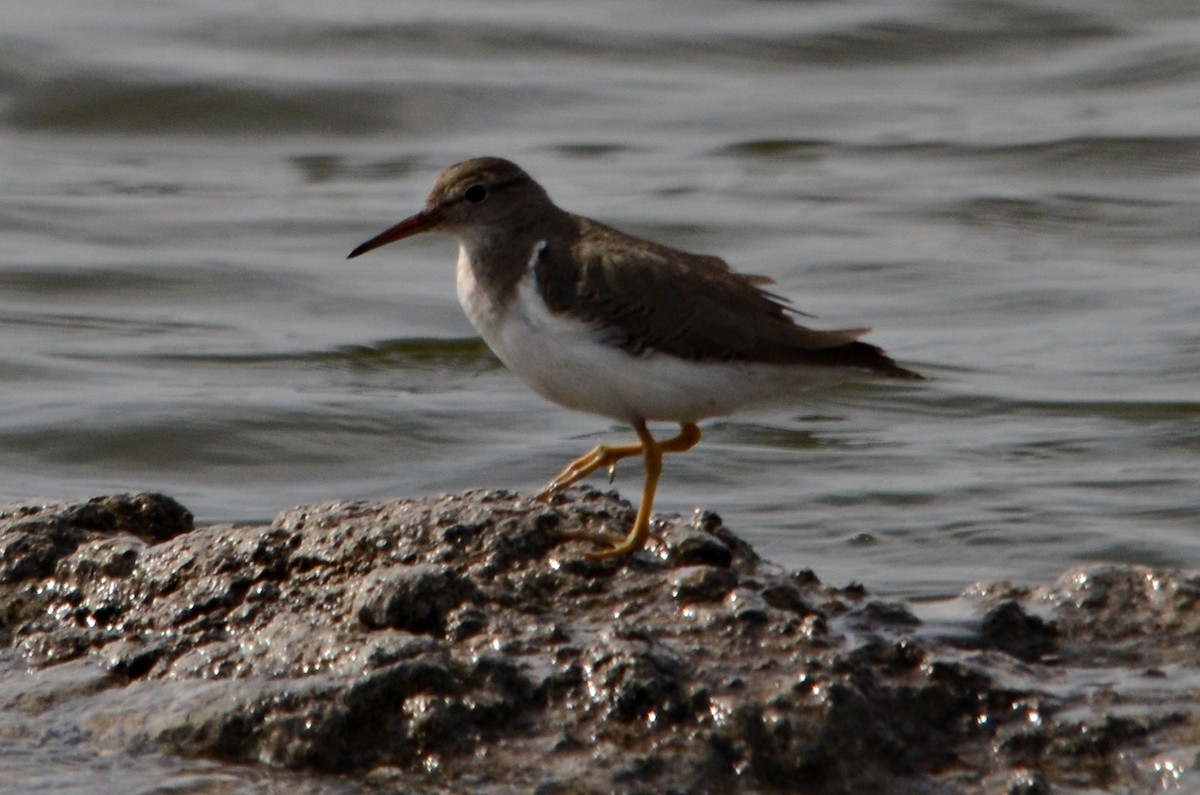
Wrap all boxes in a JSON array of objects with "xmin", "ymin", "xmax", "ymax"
[
  {"xmin": 1006, "ymin": 769, "xmax": 1050, "ymax": 795},
  {"xmin": 0, "ymin": 493, "xmax": 191, "ymax": 583},
  {"xmin": 669, "ymin": 565, "xmax": 737, "ymax": 603},
  {"xmin": 356, "ymin": 564, "xmax": 479, "ymax": 633},
  {"xmin": 980, "ymin": 600, "xmax": 1056, "ymax": 662},
  {"xmin": 2, "ymin": 491, "xmax": 1199, "ymax": 793}
]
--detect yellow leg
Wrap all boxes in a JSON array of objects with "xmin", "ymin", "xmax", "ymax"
[
  {"xmin": 536, "ymin": 440, "xmax": 644, "ymax": 500},
  {"xmin": 657, "ymin": 422, "xmax": 703, "ymax": 455},
  {"xmin": 537, "ymin": 422, "xmax": 701, "ymax": 500},
  {"xmin": 555, "ymin": 421, "xmax": 702, "ymax": 559}
]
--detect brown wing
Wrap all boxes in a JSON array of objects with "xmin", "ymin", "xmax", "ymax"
[{"xmin": 534, "ymin": 216, "xmax": 920, "ymax": 378}]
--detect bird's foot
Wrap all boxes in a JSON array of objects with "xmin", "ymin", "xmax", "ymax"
[
  {"xmin": 541, "ymin": 422, "xmax": 699, "ymax": 560},
  {"xmin": 536, "ymin": 441, "xmax": 643, "ymax": 500},
  {"xmin": 555, "ymin": 524, "xmax": 660, "ymax": 560}
]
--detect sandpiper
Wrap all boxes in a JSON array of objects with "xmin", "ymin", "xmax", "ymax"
[{"xmin": 348, "ymin": 157, "xmax": 921, "ymax": 559}]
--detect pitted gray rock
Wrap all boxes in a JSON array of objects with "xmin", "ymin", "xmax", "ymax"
[{"xmin": 2, "ymin": 490, "xmax": 1198, "ymax": 793}]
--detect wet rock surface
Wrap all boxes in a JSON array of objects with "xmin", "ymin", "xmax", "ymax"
[{"xmin": 1, "ymin": 490, "xmax": 1198, "ymax": 793}]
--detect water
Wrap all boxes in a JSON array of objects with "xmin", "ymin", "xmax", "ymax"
[{"xmin": 2, "ymin": 0, "xmax": 1199, "ymax": 787}]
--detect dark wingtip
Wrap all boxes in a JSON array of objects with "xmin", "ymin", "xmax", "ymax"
[
  {"xmin": 832, "ymin": 341, "xmax": 925, "ymax": 381},
  {"xmin": 888, "ymin": 364, "xmax": 926, "ymax": 381},
  {"xmin": 869, "ymin": 347, "xmax": 925, "ymax": 381}
]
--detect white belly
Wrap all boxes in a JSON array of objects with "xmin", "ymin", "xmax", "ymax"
[{"xmin": 455, "ymin": 244, "xmax": 847, "ymax": 424}]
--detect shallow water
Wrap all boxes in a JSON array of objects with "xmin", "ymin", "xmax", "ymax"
[
  {"xmin": 5, "ymin": 0, "xmax": 1199, "ymax": 596},
  {"xmin": 2, "ymin": 0, "xmax": 1199, "ymax": 787}
]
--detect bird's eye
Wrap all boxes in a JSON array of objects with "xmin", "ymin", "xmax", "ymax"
[{"xmin": 464, "ymin": 184, "xmax": 488, "ymax": 204}]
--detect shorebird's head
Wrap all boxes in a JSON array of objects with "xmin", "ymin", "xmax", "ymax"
[{"xmin": 347, "ymin": 157, "xmax": 553, "ymax": 258}]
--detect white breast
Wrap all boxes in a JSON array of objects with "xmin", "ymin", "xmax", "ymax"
[{"xmin": 455, "ymin": 242, "xmax": 847, "ymax": 424}]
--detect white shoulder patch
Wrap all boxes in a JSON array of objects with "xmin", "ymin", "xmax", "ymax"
[{"xmin": 527, "ymin": 240, "xmax": 548, "ymax": 271}]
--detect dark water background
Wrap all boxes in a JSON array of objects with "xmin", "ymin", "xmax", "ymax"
[{"xmin": 2, "ymin": 1, "xmax": 1199, "ymax": 789}]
